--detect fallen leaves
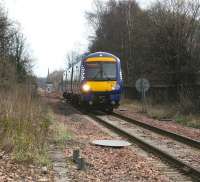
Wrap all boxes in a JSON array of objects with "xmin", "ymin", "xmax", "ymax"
[
  {"xmin": 116, "ymin": 108, "xmax": 200, "ymax": 140},
  {"xmin": 0, "ymin": 152, "xmax": 54, "ymax": 182},
  {"xmin": 60, "ymin": 108, "xmax": 171, "ymax": 181}
]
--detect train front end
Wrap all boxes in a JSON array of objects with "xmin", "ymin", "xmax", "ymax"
[{"xmin": 80, "ymin": 52, "xmax": 123, "ymax": 112}]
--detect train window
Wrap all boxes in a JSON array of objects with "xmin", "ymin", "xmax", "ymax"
[
  {"xmin": 86, "ymin": 62, "xmax": 116, "ymax": 81},
  {"xmin": 86, "ymin": 63, "xmax": 101, "ymax": 80},
  {"xmin": 87, "ymin": 63, "xmax": 100, "ymax": 68},
  {"xmin": 102, "ymin": 63, "xmax": 116, "ymax": 80}
]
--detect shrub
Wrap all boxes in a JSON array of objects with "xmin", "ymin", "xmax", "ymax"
[
  {"xmin": 0, "ymin": 85, "xmax": 51, "ymax": 165},
  {"xmin": 178, "ymin": 88, "xmax": 195, "ymax": 114}
]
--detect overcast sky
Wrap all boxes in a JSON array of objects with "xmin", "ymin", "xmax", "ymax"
[{"xmin": 2, "ymin": 0, "xmax": 153, "ymax": 77}]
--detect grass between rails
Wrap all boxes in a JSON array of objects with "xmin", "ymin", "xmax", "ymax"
[{"xmin": 121, "ymin": 99, "xmax": 200, "ymax": 129}]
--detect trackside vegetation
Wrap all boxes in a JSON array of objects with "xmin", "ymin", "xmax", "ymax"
[
  {"xmin": 84, "ymin": 0, "xmax": 200, "ymax": 126},
  {"xmin": 86, "ymin": 0, "xmax": 200, "ymax": 107},
  {"xmin": 0, "ymin": 87, "xmax": 51, "ymax": 165},
  {"xmin": 0, "ymin": 4, "xmax": 51, "ymax": 165}
]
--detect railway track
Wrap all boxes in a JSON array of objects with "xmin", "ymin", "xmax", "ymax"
[
  {"xmin": 87, "ymin": 112, "xmax": 200, "ymax": 181},
  {"xmin": 66, "ymin": 99, "xmax": 200, "ymax": 181},
  {"xmin": 112, "ymin": 112, "xmax": 200, "ymax": 149}
]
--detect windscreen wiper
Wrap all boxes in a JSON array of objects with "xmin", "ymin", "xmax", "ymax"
[
  {"xmin": 92, "ymin": 70, "xmax": 101, "ymax": 80},
  {"xmin": 102, "ymin": 71, "xmax": 113, "ymax": 81}
]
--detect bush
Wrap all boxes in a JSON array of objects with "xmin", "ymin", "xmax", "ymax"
[
  {"xmin": 178, "ymin": 88, "xmax": 195, "ymax": 114},
  {"xmin": 0, "ymin": 85, "xmax": 51, "ymax": 165}
]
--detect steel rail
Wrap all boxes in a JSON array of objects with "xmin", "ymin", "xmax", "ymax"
[
  {"xmin": 89, "ymin": 113, "xmax": 200, "ymax": 181},
  {"xmin": 112, "ymin": 112, "xmax": 200, "ymax": 149}
]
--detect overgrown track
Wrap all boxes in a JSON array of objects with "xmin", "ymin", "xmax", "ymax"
[
  {"xmin": 67, "ymin": 99, "xmax": 200, "ymax": 181},
  {"xmin": 88, "ymin": 112, "xmax": 200, "ymax": 181},
  {"xmin": 112, "ymin": 112, "xmax": 200, "ymax": 149}
]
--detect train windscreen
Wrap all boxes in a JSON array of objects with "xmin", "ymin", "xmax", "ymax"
[{"xmin": 86, "ymin": 62, "xmax": 116, "ymax": 81}]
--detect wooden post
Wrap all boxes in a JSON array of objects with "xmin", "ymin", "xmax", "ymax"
[
  {"xmin": 77, "ymin": 157, "xmax": 86, "ymax": 171},
  {"xmin": 73, "ymin": 149, "xmax": 80, "ymax": 163}
]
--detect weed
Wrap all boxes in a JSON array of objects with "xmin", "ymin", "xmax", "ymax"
[
  {"xmin": 174, "ymin": 114, "xmax": 200, "ymax": 128},
  {"xmin": 51, "ymin": 120, "xmax": 72, "ymax": 146},
  {"xmin": 121, "ymin": 98, "xmax": 200, "ymax": 129},
  {"xmin": 0, "ymin": 86, "xmax": 51, "ymax": 165},
  {"xmin": 175, "ymin": 115, "xmax": 188, "ymax": 124}
]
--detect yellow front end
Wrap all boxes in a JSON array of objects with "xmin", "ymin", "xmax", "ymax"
[
  {"xmin": 82, "ymin": 56, "xmax": 117, "ymax": 92},
  {"xmin": 79, "ymin": 53, "xmax": 121, "ymax": 111},
  {"xmin": 85, "ymin": 81, "xmax": 116, "ymax": 92}
]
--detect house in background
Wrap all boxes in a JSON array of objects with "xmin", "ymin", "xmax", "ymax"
[{"xmin": 46, "ymin": 69, "xmax": 53, "ymax": 94}]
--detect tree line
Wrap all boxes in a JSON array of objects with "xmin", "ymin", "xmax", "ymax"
[
  {"xmin": 0, "ymin": 4, "xmax": 51, "ymax": 164},
  {"xmin": 0, "ymin": 5, "xmax": 34, "ymax": 89},
  {"xmin": 86, "ymin": 0, "xmax": 200, "ymax": 101}
]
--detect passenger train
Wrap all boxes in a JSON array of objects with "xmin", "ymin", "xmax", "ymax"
[{"xmin": 62, "ymin": 52, "xmax": 123, "ymax": 112}]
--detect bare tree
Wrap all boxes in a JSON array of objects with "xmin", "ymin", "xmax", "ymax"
[
  {"xmin": 0, "ymin": 4, "xmax": 33, "ymax": 87},
  {"xmin": 86, "ymin": 0, "xmax": 200, "ymax": 102},
  {"xmin": 49, "ymin": 70, "xmax": 64, "ymax": 91},
  {"xmin": 148, "ymin": 0, "xmax": 200, "ymax": 85}
]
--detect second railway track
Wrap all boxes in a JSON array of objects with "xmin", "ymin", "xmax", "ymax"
[
  {"xmin": 87, "ymin": 111, "xmax": 200, "ymax": 181},
  {"xmin": 112, "ymin": 112, "xmax": 200, "ymax": 149}
]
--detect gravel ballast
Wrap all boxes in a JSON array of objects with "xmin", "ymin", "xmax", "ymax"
[
  {"xmin": 116, "ymin": 107, "xmax": 200, "ymax": 141},
  {"xmin": 50, "ymin": 98, "xmax": 178, "ymax": 182}
]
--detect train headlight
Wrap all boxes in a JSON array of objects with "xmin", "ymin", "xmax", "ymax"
[
  {"xmin": 82, "ymin": 84, "xmax": 90, "ymax": 92},
  {"xmin": 112, "ymin": 83, "xmax": 120, "ymax": 90}
]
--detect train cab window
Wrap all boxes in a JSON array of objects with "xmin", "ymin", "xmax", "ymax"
[
  {"xmin": 102, "ymin": 63, "xmax": 116, "ymax": 80},
  {"xmin": 86, "ymin": 62, "xmax": 116, "ymax": 81},
  {"xmin": 86, "ymin": 63, "xmax": 101, "ymax": 80}
]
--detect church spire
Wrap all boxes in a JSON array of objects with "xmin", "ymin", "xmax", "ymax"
[{"xmin": 47, "ymin": 68, "xmax": 50, "ymax": 83}]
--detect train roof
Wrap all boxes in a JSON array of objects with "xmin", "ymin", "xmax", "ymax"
[
  {"xmin": 65, "ymin": 52, "xmax": 119, "ymax": 71},
  {"xmin": 84, "ymin": 52, "xmax": 119, "ymax": 60}
]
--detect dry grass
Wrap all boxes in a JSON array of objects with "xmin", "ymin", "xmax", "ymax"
[
  {"xmin": 174, "ymin": 114, "xmax": 200, "ymax": 128},
  {"xmin": 146, "ymin": 104, "xmax": 176, "ymax": 119},
  {"xmin": 121, "ymin": 99, "xmax": 200, "ymax": 128},
  {"xmin": 0, "ymin": 85, "xmax": 51, "ymax": 165},
  {"xmin": 50, "ymin": 117, "xmax": 72, "ymax": 147},
  {"xmin": 120, "ymin": 99, "xmax": 142, "ymax": 112}
]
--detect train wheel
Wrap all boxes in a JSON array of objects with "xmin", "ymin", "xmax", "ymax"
[
  {"xmin": 104, "ymin": 106, "xmax": 113, "ymax": 114},
  {"xmin": 71, "ymin": 97, "xmax": 76, "ymax": 106},
  {"xmin": 82, "ymin": 105, "xmax": 90, "ymax": 113},
  {"xmin": 63, "ymin": 92, "xmax": 67, "ymax": 99}
]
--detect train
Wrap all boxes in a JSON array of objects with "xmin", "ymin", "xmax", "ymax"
[{"xmin": 62, "ymin": 52, "xmax": 123, "ymax": 112}]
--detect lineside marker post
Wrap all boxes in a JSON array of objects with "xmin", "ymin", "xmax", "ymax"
[
  {"xmin": 135, "ymin": 78, "xmax": 150, "ymax": 113},
  {"xmin": 77, "ymin": 158, "xmax": 86, "ymax": 171},
  {"xmin": 73, "ymin": 149, "xmax": 80, "ymax": 163}
]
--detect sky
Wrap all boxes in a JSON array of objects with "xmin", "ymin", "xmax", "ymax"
[{"xmin": 2, "ymin": 0, "xmax": 153, "ymax": 77}]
